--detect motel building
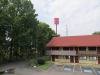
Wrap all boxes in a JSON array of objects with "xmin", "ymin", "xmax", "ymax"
[{"xmin": 45, "ymin": 35, "xmax": 100, "ymax": 64}]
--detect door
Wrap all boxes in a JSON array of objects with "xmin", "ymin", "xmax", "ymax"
[
  {"xmin": 98, "ymin": 57, "xmax": 100, "ymax": 64},
  {"xmin": 70, "ymin": 56, "xmax": 74, "ymax": 63},
  {"xmin": 52, "ymin": 55, "xmax": 55, "ymax": 61},
  {"xmin": 75, "ymin": 56, "xmax": 79, "ymax": 63},
  {"xmin": 97, "ymin": 47, "xmax": 100, "ymax": 54}
]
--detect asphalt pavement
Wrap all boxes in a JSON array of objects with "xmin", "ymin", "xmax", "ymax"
[{"xmin": 0, "ymin": 61, "xmax": 100, "ymax": 75}]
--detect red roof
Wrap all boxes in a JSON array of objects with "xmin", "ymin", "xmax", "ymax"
[{"xmin": 46, "ymin": 35, "xmax": 100, "ymax": 47}]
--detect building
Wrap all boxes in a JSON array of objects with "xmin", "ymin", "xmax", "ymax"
[{"xmin": 45, "ymin": 35, "xmax": 100, "ymax": 64}]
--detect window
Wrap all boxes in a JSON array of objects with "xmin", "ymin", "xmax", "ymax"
[
  {"xmin": 63, "ymin": 47, "xmax": 69, "ymax": 50},
  {"xmin": 88, "ymin": 47, "xmax": 96, "ymax": 51},
  {"xmin": 63, "ymin": 56, "xmax": 69, "ymax": 59},
  {"xmin": 55, "ymin": 55, "xmax": 62, "ymax": 59},
  {"xmin": 52, "ymin": 47, "xmax": 59, "ymax": 50},
  {"xmin": 79, "ymin": 47, "xmax": 86, "ymax": 51},
  {"xmin": 70, "ymin": 47, "xmax": 73, "ymax": 50},
  {"xmin": 79, "ymin": 56, "xmax": 86, "ymax": 60},
  {"xmin": 55, "ymin": 55, "xmax": 58, "ymax": 58},
  {"xmin": 89, "ymin": 57, "xmax": 97, "ymax": 61}
]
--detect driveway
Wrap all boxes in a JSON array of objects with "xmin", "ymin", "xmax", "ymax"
[{"xmin": 0, "ymin": 61, "xmax": 98, "ymax": 75}]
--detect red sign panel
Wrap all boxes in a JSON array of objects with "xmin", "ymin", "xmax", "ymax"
[{"xmin": 54, "ymin": 18, "xmax": 59, "ymax": 25}]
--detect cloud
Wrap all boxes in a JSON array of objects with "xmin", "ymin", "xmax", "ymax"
[{"xmin": 31, "ymin": 0, "xmax": 100, "ymax": 36}]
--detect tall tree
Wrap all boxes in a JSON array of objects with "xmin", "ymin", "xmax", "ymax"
[
  {"xmin": 0, "ymin": 0, "xmax": 38, "ymax": 61},
  {"xmin": 0, "ymin": 0, "xmax": 10, "ymax": 63},
  {"xmin": 0, "ymin": 0, "xmax": 56, "ymax": 63},
  {"xmin": 37, "ymin": 22, "xmax": 56, "ymax": 56}
]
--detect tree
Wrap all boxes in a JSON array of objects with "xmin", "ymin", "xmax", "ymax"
[
  {"xmin": 0, "ymin": 0, "xmax": 38, "ymax": 62},
  {"xmin": 92, "ymin": 31, "xmax": 100, "ymax": 35},
  {"xmin": 37, "ymin": 22, "xmax": 56, "ymax": 56},
  {"xmin": 0, "ymin": 0, "xmax": 56, "ymax": 63},
  {"xmin": 0, "ymin": 0, "xmax": 10, "ymax": 63}
]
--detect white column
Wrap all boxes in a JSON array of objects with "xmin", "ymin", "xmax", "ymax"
[
  {"xmin": 86, "ymin": 47, "xmax": 89, "ymax": 61},
  {"xmin": 60, "ymin": 47, "xmax": 64, "ymax": 59}
]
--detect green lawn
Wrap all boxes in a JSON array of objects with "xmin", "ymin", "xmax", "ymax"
[{"xmin": 29, "ymin": 59, "xmax": 53, "ymax": 70}]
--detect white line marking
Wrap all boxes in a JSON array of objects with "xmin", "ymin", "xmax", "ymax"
[
  {"xmin": 73, "ymin": 65, "xmax": 75, "ymax": 72},
  {"xmin": 61, "ymin": 65, "xmax": 65, "ymax": 71},
  {"xmin": 80, "ymin": 66, "xmax": 82, "ymax": 72},
  {"xmin": 91, "ymin": 67, "xmax": 97, "ymax": 75}
]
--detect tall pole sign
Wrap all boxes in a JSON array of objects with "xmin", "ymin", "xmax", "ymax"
[{"xmin": 54, "ymin": 18, "xmax": 59, "ymax": 35}]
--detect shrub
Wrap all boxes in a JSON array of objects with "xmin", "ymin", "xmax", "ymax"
[
  {"xmin": 29, "ymin": 60, "xmax": 37, "ymax": 67},
  {"xmin": 37, "ymin": 58, "xmax": 45, "ymax": 65},
  {"xmin": 44, "ymin": 56, "xmax": 51, "ymax": 61}
]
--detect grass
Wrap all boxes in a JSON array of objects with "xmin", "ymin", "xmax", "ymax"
[
  {"xmin": 37, "ymin": 61, "xmax": 53, "ymax": 70},
  {"xmin": 29, "ymin": 60, "xmax": 38, "ymax": 67},
  {"xmin": 29, "ymin": 60, "xmax": 53, "ymax": 70}
]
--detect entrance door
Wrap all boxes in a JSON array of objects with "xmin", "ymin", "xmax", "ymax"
[
  {"xmin": 75, "ymin": 56, "xmax": 79, "ymax": 63},
  {"xmin": 52, "ymin": 55, "xmax": 55, "ymax": 61},
  {"xmin": 98, "ymin": 57, "xmax": 100, "ymax": 64},
  {"xmin": 97, "ymin": 47, "xmax": 100, "ymax": 54},
  {"xmin": 70, "ymin": 56, "xmax": 74, "ymax": 63}
]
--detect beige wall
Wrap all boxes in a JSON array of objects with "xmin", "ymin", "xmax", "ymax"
[
  {"xmin": 79, "ymin": 60, "xmax": 98, "ymax": 64},
  {"xmin": 79, "ymin": 56, "xmax": 98, "ymax": 64},
  {"xmin": 55, "ymin": 59, "xmax": 98, "ymax": 64},
  {"xmin": 55, "ymin": 59, "xmax": 70, "ymax": 63},
  {"xmin": 45, "ymin": 50, "xmax": 76, "ymax": 55}
]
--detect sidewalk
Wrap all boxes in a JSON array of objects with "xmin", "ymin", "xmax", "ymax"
[{"xmin": 53, "ymin": 61, "xmax": 100, "ymax": 68}]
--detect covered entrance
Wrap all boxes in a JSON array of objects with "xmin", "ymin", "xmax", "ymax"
[
  {"xmin": 52, "ymin": 55, "xmax": 55, "ymax": 61},
  {"xmin": 97, "ymin": 47, "xmax": 100, "ymax": 64},
  {"xmin": 75, "ymin": 56, "xmax": 79, "ymax": 63},
  {"xmin": 98, "ymin": 57, "xmax": 100, "ymax": 64}
]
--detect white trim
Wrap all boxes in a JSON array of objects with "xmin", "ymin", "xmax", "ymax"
[
  {"xmin": 91, "ymin": 67, "xmax": 97, "ymax": 75},
  {"xmin": 80, "ymin": 66, "xmax": 82, "ymax": 72},
  {"xmin": 73, "ymin": 65, "xmax": 75, "ymax": 72},
  {"xmin": 61, "ymin": 65, "xmax": 65, "ymax": 71}
]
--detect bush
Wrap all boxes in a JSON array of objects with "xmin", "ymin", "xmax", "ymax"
[
  {"xmin": 43, "ymin": 56, "xmax": 51, "ymax": 61},
  {"xmin": 29, "ymin": 60, "xmax": 37, "ymax": 67},
  {"xmin": 37, "ymin": 58, "xmax": 45, "ymax": 65}
]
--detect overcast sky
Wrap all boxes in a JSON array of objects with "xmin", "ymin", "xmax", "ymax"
[{"xmin": 31, "ymin": 0, "xmax": 100, "ymax": 36}]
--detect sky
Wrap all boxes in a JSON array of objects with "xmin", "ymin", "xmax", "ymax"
[{"xmin": 30, "ymin": 0, "xmax": 100, "ymax": 36}]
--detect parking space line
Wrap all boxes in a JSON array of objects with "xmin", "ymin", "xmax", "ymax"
[
  {"xmin": 61, "ymin": 65, "xmax": 65, "ymax": 71},
  {"xmin": 80, "ymin": 66, "xmax": 82, "ymax": 72},
  {"xmin": 73, "ymin": 65, "xmax": 75, "ymax": 72},
  {"xmin": 91, "ymin": 67, "xmax": 97, "ymax": 75}
]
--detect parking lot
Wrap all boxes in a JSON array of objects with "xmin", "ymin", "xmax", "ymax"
[
  {"xmin": 1, "ymin": 61, "xmax": 100, "ymax": 75},
  {"xmin": 61, "ymin": 65, "xmax": 100, "ymax": 75}
]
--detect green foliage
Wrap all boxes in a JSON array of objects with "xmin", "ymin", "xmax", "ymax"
[
  {"xmin": 37, "ymin": 58, "xmax": 45, "ymax": 65},
  {"xmin": 37, "ymin": 61, "xmax": 53, "ymax": 70},
  {"xmin": 37, "ymin": 22, "xmax": 56, "ymax": 56},
  {"xmin": 29, "ymin": 60, "xmax": 52, "ymax": 70},
  {"xmin": 92, "ymin": 31, "xmax": 100, "ymax": 35},
  {"xmin": 0, "ymin": 0, "xmax": 56, "ymax": 63},
  {"xmin": 44, "ymin": 56, "xmax": 51, "ymax": 61},
  {"xmin": 29, "ymin": 60, "xmax": 37, "ymax": 67},
  {"xmin": 0, "ymin": 0, "xmax": 38, "ymax": 62}
]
